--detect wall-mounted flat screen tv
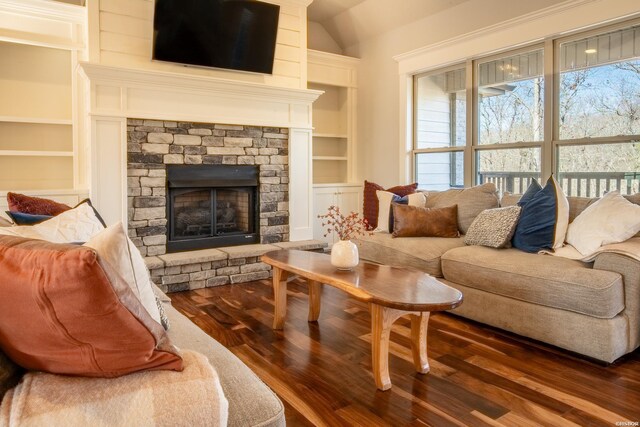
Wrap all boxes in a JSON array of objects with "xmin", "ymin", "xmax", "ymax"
[{"xmin": 153, "ymin": 0, "xmax": 280, "ymax": 75}]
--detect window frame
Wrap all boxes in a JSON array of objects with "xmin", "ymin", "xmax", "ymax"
[
  {"xmin": 411, "ymin": 17, "xmax": 640, "ymax": 195},
  {"xmin": 412, "ymin": 63, "xmax": 467, "ymax": 189}
]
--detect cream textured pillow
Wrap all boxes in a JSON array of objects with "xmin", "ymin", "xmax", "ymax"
[
  {"xmin": 33, "ymin": 202, "xmax": 105, "ymax": 243},
  {"xmin": 566, "ymin": 191, "xmax": 640, "ymax": 256},
  {"xmin": 85, "ymin": 222, "xmax": 162, "ymax": 325},
  {"xmin": 464, "ymin": 206, "xmax": 522, "ymax": 248}
]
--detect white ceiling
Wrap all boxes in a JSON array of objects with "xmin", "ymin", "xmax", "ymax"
[{"xmin": 309, "ymin": 0, "xmax": 471, "ymax": 49}]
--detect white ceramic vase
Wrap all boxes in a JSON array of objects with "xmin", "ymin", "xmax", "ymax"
[{"xmin": 331, "ymin": 240, "xmax": 359, "ymax": 270}]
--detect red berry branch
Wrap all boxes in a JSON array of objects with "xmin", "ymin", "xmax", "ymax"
[{"xmin": 318, "ymin": 205, "xmax": 372, "ymax": 241}]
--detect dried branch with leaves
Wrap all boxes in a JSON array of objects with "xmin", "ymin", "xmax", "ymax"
[{"xmin": 318, "ymin": 206, "xmax": 372, "ymax": 241}]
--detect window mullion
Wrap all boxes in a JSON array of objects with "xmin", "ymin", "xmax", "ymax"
[
  {"xmin": 543, "ymin": 38, "xmax": 554, "ymax": 181},
  {"xmin": 466, "ymin": 58, "xmax": 474, "ymax": 187}
]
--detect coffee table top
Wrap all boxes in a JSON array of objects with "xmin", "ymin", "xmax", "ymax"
[{"xmin": 262, "ymin": 250, "xmax": 463, "ymax": 312}]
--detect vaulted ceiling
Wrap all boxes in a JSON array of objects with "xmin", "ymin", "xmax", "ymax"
[{"xmin": 308, "ymin": 0, "xmax": 471, "ymax": 49}]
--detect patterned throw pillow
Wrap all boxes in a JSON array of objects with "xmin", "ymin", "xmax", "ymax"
[
  {"xmin": 7, "ymin": 192, "xmax": 71, "ymax": 216},
  {"xmin": 464, "ymin": 206, "xmax": 522, "ymax": 248},
  {"xmin": 363, "ymin": 180, "xmax": 417, "ymax": 230}
]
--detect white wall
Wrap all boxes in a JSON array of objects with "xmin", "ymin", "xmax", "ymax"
[
  {"xmin": 308, "ymin": 21, "xmax": 342, "ymax": 55},
  {"xmin": 344, "ymin": 0, "xmax": 638, "ymax": 187},
  {"xmin": 88, "ymin": 0, "xmax": 310, "ymax": 89}
]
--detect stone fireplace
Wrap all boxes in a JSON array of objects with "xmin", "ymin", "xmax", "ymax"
[{"xmin": 127, "ymin": 119, "xmax": 290, "ymax": 257}]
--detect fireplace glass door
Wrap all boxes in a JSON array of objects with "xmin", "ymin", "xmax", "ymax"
[
  {"xmin": 171, "ymin": 189, "xmax": 213, "ymax": 241},
  {"xmin": 215, "ymin": 189, "xmax": 251, "ymax": 235}
]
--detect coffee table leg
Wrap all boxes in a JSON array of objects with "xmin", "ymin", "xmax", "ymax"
[
  {"xmin": 410, "ymin": 313, "xmax": 430, "ymax": 374},
  {"xmin": 370, "ymin": 304, "xmax": 405, "ymax": 391},
  {"xmin": 308, "ymin": 280, "xmax": 322, "ymax": 322},
  {"xmin": 272, "ymin": 267, "xmax": 289, "ymax": 330}
]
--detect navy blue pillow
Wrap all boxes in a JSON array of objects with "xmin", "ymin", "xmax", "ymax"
[
  {"xmin": 6, "ymin": 211, "xmax": 52, "ymax": 225},
  {"xmin": 389, "ymin": 194, "xmax": 409, "ymax": 231},
  {"xmin": 512, "ymin": 176, "xmax": 568, "ymax": 253}
]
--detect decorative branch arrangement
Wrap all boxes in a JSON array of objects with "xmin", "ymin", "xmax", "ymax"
[{"xmin": 318, "ymin": 205, "xmax": 372, "ymax": 241}]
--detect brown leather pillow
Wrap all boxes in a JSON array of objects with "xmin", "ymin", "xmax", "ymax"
[
  {"xmin": 7, "ymin": 192, "xmax": 71, "ymax": 216},
  {"xmin": 0, "ymin": 236, "xmax": 183, "ymax": 377},
  {"xmin": 392, "ymin": 204, "xmax": 460, "ymax": 238},
  {"xmin": 363, "ymin": 180, "xmax": 417, "ymax": 229}
]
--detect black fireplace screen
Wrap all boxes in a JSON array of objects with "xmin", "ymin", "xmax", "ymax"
[{"xmin": 167, "ymin": 165, "xmax": 259, "ymax": 252}]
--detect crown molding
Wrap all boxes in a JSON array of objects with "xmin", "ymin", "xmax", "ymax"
[{"xmin": 393, "ymin": 0, "xmax": 599, "ymax": 63}]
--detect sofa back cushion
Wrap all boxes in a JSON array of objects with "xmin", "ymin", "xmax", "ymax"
[
  {"xmin": 0, "ymin": 235, "xmax": 183, "ymax": 378},
  {"xmin": 423, "ymin": 183, "xmax": 499, "ymax": 234}
]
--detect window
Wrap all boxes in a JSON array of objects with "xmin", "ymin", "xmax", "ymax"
[
  {"xmin": 556, "ymin": 23, "xmax": 640, "ymax": 196},
  {"xmin": 412, "ymin": 19, "xmax": 640, "ymax": 197},
  {"xmin": 413, "ymin": 66, "xmax": 466, "ymax": 190}
]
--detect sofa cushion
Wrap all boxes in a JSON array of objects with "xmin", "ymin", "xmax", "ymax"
[
  {"xmin": 424, "ymin": 183, "xmax": 499, "ymax": 234},
  {"xmin": 355, "ymin": 233, "xmax": 465, "ymax": 277},
  {"xmin": 442, "ymin": 246, "xmax": 624, "ymax": 318},
  {"xmin": 0, "ymin": 235, "xmax": 183, "ymax": 377},
  {"xmin": 165, "ymin": 304, "xmax": 285, "ymax": 427}
]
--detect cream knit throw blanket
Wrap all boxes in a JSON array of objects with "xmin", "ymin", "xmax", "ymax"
[{"xmin": 0, "ymin": 351, "xmax": 228, "ymax": 426}]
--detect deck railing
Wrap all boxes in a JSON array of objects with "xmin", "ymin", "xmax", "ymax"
[{"xmin": 478, "ymin": 172, "xmax": 640, "ymax": 197}]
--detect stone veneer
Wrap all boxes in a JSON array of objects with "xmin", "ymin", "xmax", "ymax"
[
  {"xmin": 127, "ymin": 119, "xmax": 290, "ymax": 257},
  {"xmin": 146, "ymin": 241, "xmax": 326, "ymax": 293}
]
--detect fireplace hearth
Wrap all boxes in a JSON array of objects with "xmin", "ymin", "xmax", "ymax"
[{"xmin": 167, "ymin": 165, "xmax": 259, "ymax": 252}]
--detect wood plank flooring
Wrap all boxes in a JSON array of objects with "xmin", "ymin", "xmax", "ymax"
[{"xmin": 171, "ymin": 278, "xmax": 640, "ymax": 426}]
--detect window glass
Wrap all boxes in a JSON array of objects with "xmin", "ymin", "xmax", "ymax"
[
  {"xmin": 476, "ymin": 148, "xmax": 541, "ymax": 194},
  {"xmin": 558, "ymin": 24, "xmax": 640, "ymax": 139},
  {"xmin": 415, "ymin": 152, "xmax": 464, "ymax": 190},
  {"xmin": 557, "ymin": 143, "xmax": 640, "ymax": 197},
  {"xmin": 478, "ymin": 49, "xmax": 544, "ymax": 144},
  {"xmin": 415, "ymin": 68, "xmax": 466, "ymax": 149}
]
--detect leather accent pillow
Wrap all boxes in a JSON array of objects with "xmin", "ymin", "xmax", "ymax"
[
  {"xmin": 392, "ymin": 204, "xmax": 460, "ymax": 238},
  {"xmin": 363, "ymin": 180, "xmax": 417, "ymax": 230},
  {"xmin": 464, "ymin": 206, "xmax": 522, "ymax": 248},
  {"xmin": 376, "ymin": 191, "xmax": 426, "ymax": 233},
  {"xmin": 7, "ymin": 192, "xmax": 71, "ymax": 216},
  {"xmin": 0, "ymin": 236, "xmax": 183, "ymax": 377}
]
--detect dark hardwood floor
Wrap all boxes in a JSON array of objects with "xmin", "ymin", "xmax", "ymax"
[{"xmin": 171, "ymin": 278, "xmax": 640, "ymax": 426}]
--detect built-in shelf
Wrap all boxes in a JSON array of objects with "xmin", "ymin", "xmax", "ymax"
[
  {"xmin": 0, "ymin": 116, "xmax": 72, "ymax": 125},
  {"xmin": 0, "ymin": 150, "xmax": 74, "ymax": 157},
  {"xmin": 314, "ymin": 133, "xmax": 348, "ymax": 139},
  {"xmin": 313, "ymin": 156, "xmax": 348, "ymax": 161}
]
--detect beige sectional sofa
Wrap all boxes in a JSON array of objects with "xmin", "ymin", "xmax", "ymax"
[{"xmin": 355, "ymin": 184, "xmax": 640, "ymax": 363}]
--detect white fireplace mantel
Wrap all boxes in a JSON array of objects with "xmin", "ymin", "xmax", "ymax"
[{"xmin": 79, "ymin": 62, "xmax": 322, "ymax": 241}]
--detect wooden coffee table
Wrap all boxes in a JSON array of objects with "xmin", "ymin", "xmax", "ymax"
[{"xmin": 261, "ymin": 250, "xmax": 463, "ymax": 391}]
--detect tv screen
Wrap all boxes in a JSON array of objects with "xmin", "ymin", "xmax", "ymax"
[{"xmin": 153, "ymin": 0, "xmax": 280, "ymax": 75}]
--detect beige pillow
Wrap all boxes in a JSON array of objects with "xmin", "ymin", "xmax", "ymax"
[
  {"xmin": 85, "ymin": 222, "xmax": 162, "ymax": 325},
  {"xmin": 464, "ymin": 206, "xmax": 522, "ymax": 248},
  {"xmin": 424, "ymin": 183, "xmax": 499, "ymax": 234},
  {"xmin": 33, "ymin": 202, "xmax": 105, "ymax": 243}
]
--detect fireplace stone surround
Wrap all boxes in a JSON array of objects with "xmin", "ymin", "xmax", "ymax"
[{"xmin": 127, "ymin": 119, "xmax": 290, "ymax": 257}]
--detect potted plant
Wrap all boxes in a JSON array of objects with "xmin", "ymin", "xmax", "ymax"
[{"xmin": 318, "ymin": 205, "xmax": 371, "ymax": 270}]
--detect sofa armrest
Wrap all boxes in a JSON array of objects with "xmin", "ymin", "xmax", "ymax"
[{"xmin": 594, "ymin": 252, "xmax": 640, "ymax": 350}]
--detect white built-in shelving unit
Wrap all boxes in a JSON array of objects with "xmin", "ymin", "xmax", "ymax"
[
  {"xmin": 308, "ymin": 50, "xmax": 362, "ymax": 245},
  {"xmin": 0, "ymin": 1, "xmax": 88, "ymax": 215}
]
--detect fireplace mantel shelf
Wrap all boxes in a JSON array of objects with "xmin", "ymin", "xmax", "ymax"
[{"xmin": 79, "ymin": 62, "xmax": 323, "ymax": 106}]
